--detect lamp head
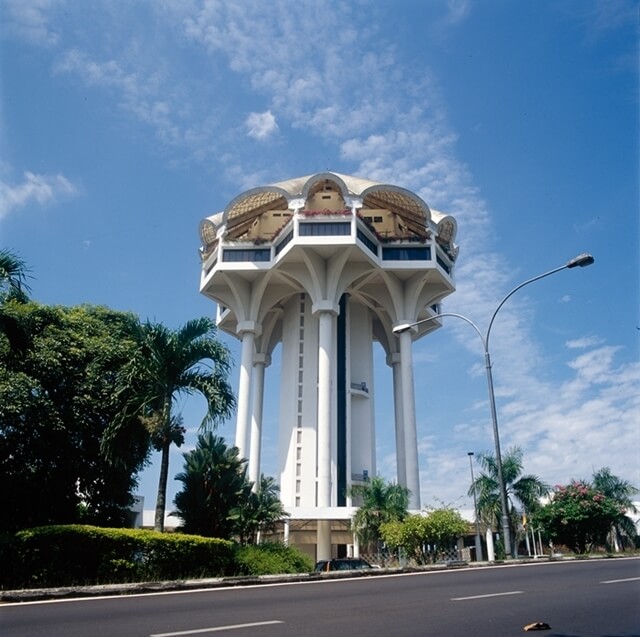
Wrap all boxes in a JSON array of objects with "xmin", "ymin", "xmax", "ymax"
[
  {"xmin": 392, "ymin": 323, "xmax": 413, "ymax": 334},
  {"xmin": 468, "ymin": 451, "xmax": 474, "ymax": 457},
  {"xmin": 566, "ymin": 253, "xmax": 595, "ymax": 268}
]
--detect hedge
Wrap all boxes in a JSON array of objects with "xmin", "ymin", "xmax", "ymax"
[{"xmin": 1, "ymin": 525, "xmax": 234, "ymax": 589}]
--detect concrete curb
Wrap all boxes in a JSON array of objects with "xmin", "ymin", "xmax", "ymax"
[{"xmin": 2, "ymin": 554, "xmax": 634, "ymax": 603}]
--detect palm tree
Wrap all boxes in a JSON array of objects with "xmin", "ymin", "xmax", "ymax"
[
  {"xmin": 592, "ymin": 467, "xmax": 639, "ymax": 551},
  {"xmin": 173, "ymin": 432, "xmax": 247, "ymax": 538},
  {"xmin": 349, "ymin": 476, "xmax": 410, "ymax": 554},
  {"xmin": 0, "ymin": 249, "xmax": 31, "ymax": 302},
  {"xmin": 109, "ymin": 317, "xmax": 235, "ymax": 531},
  {"xmin": 469, "ymin": 446, "xmax": 549, "ymax": 555},
  {"xmin": 0, "ymin": 249, "xmax": 31, "ymax": 349},
  {"xmin": 232, "ymin": 475, "xmax": 289, "ymax": 545}
]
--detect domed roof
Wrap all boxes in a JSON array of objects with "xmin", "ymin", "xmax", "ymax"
[{"xmin": 199, "ymin": 172, "xmax": 456, "ymax": 253}]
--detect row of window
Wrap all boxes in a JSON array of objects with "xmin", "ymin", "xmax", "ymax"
[
  {"xmin": 299, "ymin": 222, "xmax": 350, "ymax": 236},
  {"xmin": 220, "ymin": 225, "xmax": 447, "ymax": 269},
  {"xmin": 222, "ymin": 245, "xmax": 434, "ymax": 264}
]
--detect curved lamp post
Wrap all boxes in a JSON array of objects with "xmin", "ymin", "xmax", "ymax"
[{"xmin": 393, "ymin": 253, "xmax": 594, "ymax": 557}]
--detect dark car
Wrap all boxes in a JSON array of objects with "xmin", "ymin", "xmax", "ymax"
[{"xmin": 314, "ymin": 558, "xmax": 374, "ymax": 572}]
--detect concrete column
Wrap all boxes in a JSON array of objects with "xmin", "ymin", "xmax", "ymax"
[
  {"xmin": 235, "ymin": 322, "xmax": 260, "ymax": 458},
  {"xmin": 317, "ymin": 309, "xmax": 333, "ymax": 508},
  {"xmin": 313, "ymin": 302, "xmax": 338, "ymax": 562},
  {"xmin": 486, "ymin": 528, "xmax": 496, "ymax": 562},
  {"xmin": 317, "ymin": 520, "xmax": 331, "ymax": 561},
  {"xmin": 387, "ymin": 353, "xmax": 406, "ymax": 488},
  {"xmin": 248, "ymin": 353, "xmax": 269, "ymax": 491},
  {"xmin": 398, "ymin": 329, "xmax": 420, "ymax": 509},
  {"xmin": 353, "ymin": 532, "xmax": 360, "ymax": 558},
  {"xmin": 283, "ymin": 519, "xmax": 290, "ymax": 546}
]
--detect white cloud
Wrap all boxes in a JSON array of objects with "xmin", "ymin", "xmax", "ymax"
[
  {"xmin": 573, "ymin": 216, "xmax": 601, "ymax": 232},
  {"xmin": 415, "ymin": 341, "xmax": 640, "ymax": 506},
  {"xmin": 53, "ymin": 50, "xmax": 183, "ymax": 144},
  {"xmin": 245, "ymin": 111, "xmax": 278, "ymax": 140},
  {"xmin": 0, "ymin": 171, "xmax": 78, "ymax": 219},
  {"xmin": 444, "ymin": 0, "xmax": 471, "ymax": 25},
  {"xmin": 575, "ymin": 0, "xmax": 637, "ymax": 39},
  {"xmin": 565, "ymin": 335, "xmax": 604, "ymax": 349},
  {"xmin": 2, "ymin": 0, "xmax": 60, "ymax": 47}
]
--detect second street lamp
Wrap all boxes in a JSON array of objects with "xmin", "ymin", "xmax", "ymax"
[{"xmin": 393, "ymin": 253, "xmax": 594, "ymax": 557}]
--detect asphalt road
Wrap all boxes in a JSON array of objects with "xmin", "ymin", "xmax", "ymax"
[{"xmin": 2, "ymin": 558, "xmax": 639, "ymax": 637}]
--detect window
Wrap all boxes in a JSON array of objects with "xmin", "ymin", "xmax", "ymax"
[
  {"xmin": 437, "ymin": 254, "xmax": 451, "ymax": 273},
  {"xmin": 382, "ymin": 246, "xmax": 431, "ymax": 261},
  {"xmin": 222, "ymin": 248, "xmax": 271, "ymax": 262},
  {"xmin": 275, "ymin": 229, "xmax": 294, "ymax": 255},
  {"xmin": 299, "ymin": 222, "xmax": 350, "ymax": 236},
  {"xmin": 357, "ymin": 228, "xmax": 378, "ymax": 255}
]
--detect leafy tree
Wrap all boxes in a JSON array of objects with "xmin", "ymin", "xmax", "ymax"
[
  {"xmin": 469, "ymin": 446, "xmax": 549, "ymax": 555},
  {"xmin": 232, "ymin": 475, "xmax": 289, "ymax": 545},
  {"xmin": 349, "ymin": 476, "xmax": 409, "ymax": 553},
  {"xmin": 173, "ymin": 433, "xmax": 249, "ymax": 538},
  {"xmin": 534, "ymin": 480, "xmax": 624, "ymax": 554},
  {"xmin": 0, "ymin": 302, "xmax": 149, "ymax": 531},
  {"xmin": 380, "ymin": 508, "xmax": 468, "ymax": 565},
  {"xmin": 107, "ymin": 317, "xmax": 235, "ymax": 531},
  {"xmin": 592, "ymin": 467, "xmax": 638, "ymax": 550}
]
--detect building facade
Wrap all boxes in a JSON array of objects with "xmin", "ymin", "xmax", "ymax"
[{"xmin": 199, "ymin": 172, "xmax": 458, "ymax": 560}]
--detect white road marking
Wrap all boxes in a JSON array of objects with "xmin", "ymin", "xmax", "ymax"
[
  {"xmin": 600, "ymin": 577, "xmax": 640, "ymax": 584},
  {"xmin": 149, "ymin": 620, "xmax": 284, "ymax": 636},
  {"xmin": 451, "ymin": 590, "xmax": 524, "ymax": 601}
]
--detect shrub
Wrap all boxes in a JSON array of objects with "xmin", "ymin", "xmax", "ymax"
[
  {"xmin": 380, "ymin": 508, "xmax": 467, "ymax": 565},
  {"xmin": 233, "ymin": 543, "xmax": 313, "ymax": 576},
  {"xmin": 534, "ymin": 481, "xmax": 624, "ymax": 554}
]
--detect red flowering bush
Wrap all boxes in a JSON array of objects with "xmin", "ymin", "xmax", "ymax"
[{"xmin": 533, "ymin": 480, "xmax": 624, "ymax": 554}]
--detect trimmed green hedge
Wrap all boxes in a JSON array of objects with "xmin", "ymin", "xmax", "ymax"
[
  {"xmin": 1, "ymin": 525, "xmax": 234, "ymax": 588},
  {"xmin": 0, "ymin": 526, "xmax": 314, "ymax": 589},
  {"xmin": 233, "ymin": 542, "xmax": 314, "ymax": 576}
]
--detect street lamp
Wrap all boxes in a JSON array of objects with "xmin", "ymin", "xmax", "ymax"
[
  {"xmin": 393, "ymin": 253, "xmax": 594, "ymax": 557},
  {"xmin": 468, "ymin": 452, "xmax": 483, "ymax": 561}
]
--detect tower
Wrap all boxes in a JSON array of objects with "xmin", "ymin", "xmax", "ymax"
[{"xmin": 199, "ymin": 172, "xmax": 458, "ymax": 559}]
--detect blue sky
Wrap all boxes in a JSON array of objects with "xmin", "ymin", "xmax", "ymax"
[{"xmin": 1, "ymin": 0, "xmax": 638, "ymax": 516}]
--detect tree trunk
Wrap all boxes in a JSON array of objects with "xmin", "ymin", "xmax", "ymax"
[{"xmin": 154, "ymin": 440, "xmax": 171, "ymax": 532}]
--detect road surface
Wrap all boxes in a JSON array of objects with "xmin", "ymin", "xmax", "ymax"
[{"xmin": 2, "ymin": 558, "xmax": 639, "ymax": 637}]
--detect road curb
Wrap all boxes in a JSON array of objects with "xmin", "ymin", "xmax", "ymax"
[{"xmin": 3, "ymin": 554, "xmax": 635, "ymax": 603}]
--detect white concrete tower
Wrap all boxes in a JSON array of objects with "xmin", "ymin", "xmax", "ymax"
[{"xmin": 199, "ymin": 173, "xmax": 458, "ymax": 560}]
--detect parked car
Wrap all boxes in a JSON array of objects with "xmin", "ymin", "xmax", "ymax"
[{"xmin": 314, "ymin": 558, "xmax": 374, "ymax": 572}]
